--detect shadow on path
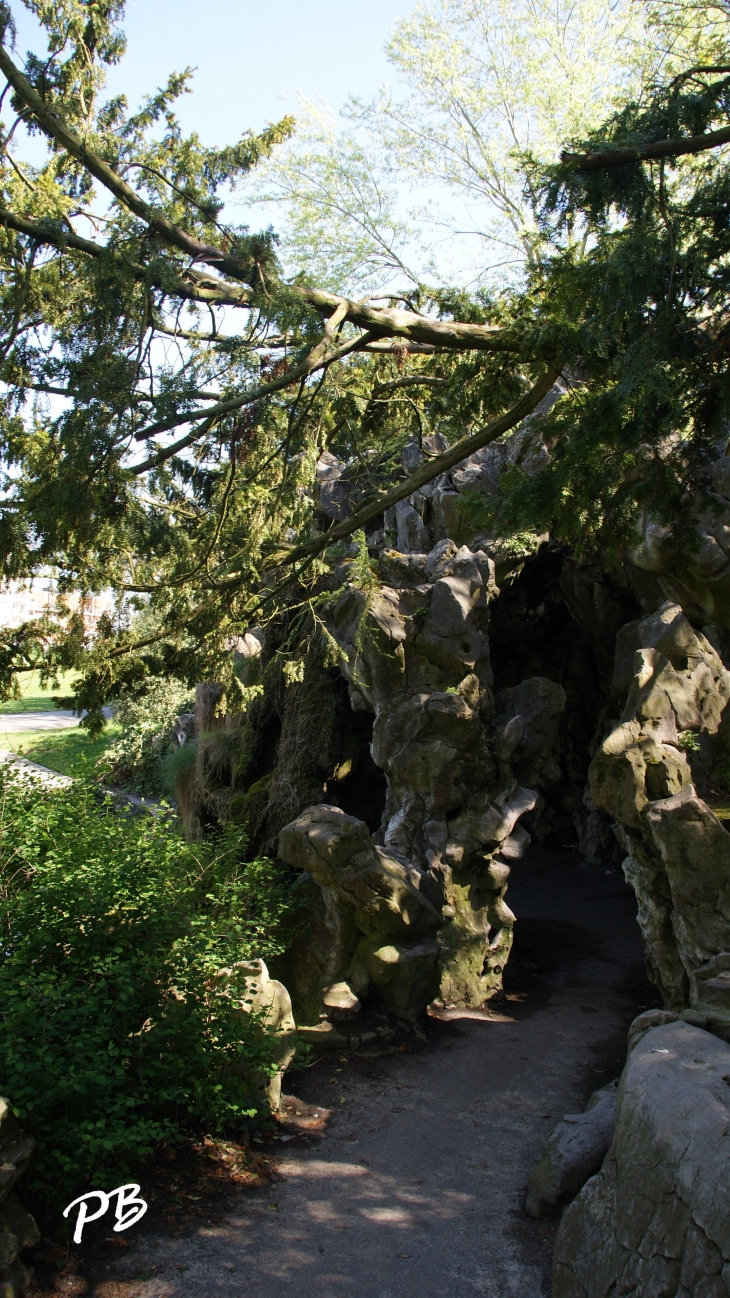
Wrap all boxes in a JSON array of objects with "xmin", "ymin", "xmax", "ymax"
[{"xmin": 62, "ymin": 845, "xmax": 660, "ymax": 1298}]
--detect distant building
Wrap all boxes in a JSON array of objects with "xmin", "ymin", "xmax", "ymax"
[{"xmin": 0, "ymin": 576, "xmax": 116, "ymax": 630}]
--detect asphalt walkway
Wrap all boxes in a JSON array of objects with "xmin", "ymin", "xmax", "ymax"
[{"xmin": 92, "ymin": 843, "xmax": 657, "ymax": 1298}]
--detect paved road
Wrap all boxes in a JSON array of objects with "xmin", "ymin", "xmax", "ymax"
[
  {"xmin": 93, "ymin": 843, "xmax": 657, "ymax": 1298},
  {"xmin": 0, "ymin": 706, "xmax": 113, "ymax": 732}
]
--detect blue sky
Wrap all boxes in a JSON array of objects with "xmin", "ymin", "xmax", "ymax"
[{"xmin": 12, "ymin": 0, "xmax": 411, "ymax": 142}]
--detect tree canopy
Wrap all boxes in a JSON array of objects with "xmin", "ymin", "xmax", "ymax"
[{"xmin": 0, "ymin": 0, "xmax": 729, "ymax": 722}]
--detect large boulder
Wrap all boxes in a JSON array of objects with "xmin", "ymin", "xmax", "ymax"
[
  {"xmin": 526, "ymin": 1081, "xmax": 617, "ymax": 1219},
  {"xmin": 277, "ymin": 805, "xmax": 442, "ymax": 1023},
  {"xmin": 553, "ymin": 1017, "xmax": 730, "ymax": 1298}
]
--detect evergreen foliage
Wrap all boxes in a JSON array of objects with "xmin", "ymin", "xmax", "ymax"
[
  {"xmin": 96, "ymin": 676, "xmax": 194, "ymax": 796},
  {"xmin": 0, "ymin": 1, "xmax": 727, "ymax": 715}
]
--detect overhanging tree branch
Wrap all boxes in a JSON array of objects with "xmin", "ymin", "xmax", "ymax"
[
  {"xmin": 562, "ymin": 124, "xmax": 730, "ymax": 171},
  {"xmin": 133, "ymin": 317, "xmax": 373, "ymax": 440},
  {"xmin": 0, "ymin": 42, "xmax": 512, "ymax": 355},
  {"xmin": 107, "ymin": 366, "xmax": 559, "ymax": 659},
  {"xmin": 0, "ymin": 205, "xmax": 254, "ymax": 308},
  {"xmin": 275, "ymin": 366, "xmax": 559, "ymax": 567}
]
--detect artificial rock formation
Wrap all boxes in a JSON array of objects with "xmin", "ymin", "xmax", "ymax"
[
  {"xmin": 278, "ymin": 804, "xmax": 442, "ymax": 1024},
  {"xmin": 590, "ymin": 601, "xmax": 730, "ymax": 1034},
  {"xmin": 526, "ymin": 1081, "xmax": 618, "ymax": 1219},
  {"xmin": 274, "ymin": 537, "xmax": 566, "ymax": 1024},
  {"xmin": 552, "ymin": 1016, "xmax": 730, "ymax": 1298},
  {"xmin": 0, "ymin": 1100, "xmax": 39, "ymax": 1298},
  {"xmin": 212, "ymin": 959, "xmax": 296, "ymax": 1112}
]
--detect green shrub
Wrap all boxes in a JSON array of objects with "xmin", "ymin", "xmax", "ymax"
[
  {"xmin": 96, "ymin": 677, "xmax": 195, "ymax": 797},
  {"xmin": 0, "ymin": 770, "xmax": 294, "ymax": 1220}
]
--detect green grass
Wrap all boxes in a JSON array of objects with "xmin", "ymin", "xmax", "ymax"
[
  {"xmin": 0, "ymin": 722, "xmax": 122, "ymax": 778},
  {"xmin": 0, "ymin": 669, "xmax": 79, "ymax": 713}
]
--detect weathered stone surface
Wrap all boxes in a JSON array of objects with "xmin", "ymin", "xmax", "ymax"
[
  {"xmin": 0, "ymin": 1104, "xmax": 39, "ymax": 1289},
  {"xmin": 279, "ymin": 804, "xmax": 442, "ymax": 942},
  {"xmin": 396, "ymin": 498, "xmax": 431, "ymax": 553},
  {"xmin": 0, "ymin": 1205, "xmax": 38, "ymax": 1254},
  {"xmin": 589, "ymin": 601, "xmax": 730, "ymax": 1016},
  {"xmin": 321, "ymin": 981, "xmax": 360, "ymax": 1015},
  {"xmin": 0, "ymin": 1103, "xmax": 34, "ymax": 1210},
  {"xmin": 494, "ymin": 677, "xmax": 567, "ymax": 791},
  {"xmin": 553, "ymin": 1019, "xmax": 730, "ymax": 1298},
  {"xmin": 627, "ymin": 494, "xmax": 730, "ymax": 631},
  {"xmin": 0, "ymin": 1235, "xmax": 16, "ymax": 1275},
  {"xmin": 526, "ymin": 1081, "xmax": 617, "ymax": 1219},
  {"xmin": 316, "ymin": 539, "xmax": 545, "ymax": 1012},
  {"xmin": 212, "ymin": 959, "xmax": 296, "ymax": 1112},
  {"xmin": 316, "ymin": 450, "xmax": 352, "ymax": 519},
  {"xmin": 0, "ymin": 1258, "xmax": 31, "ymax": 1298},
  {"xmin": 278, "ymin": 805, "xmax": 442, "ymax": 1022}
]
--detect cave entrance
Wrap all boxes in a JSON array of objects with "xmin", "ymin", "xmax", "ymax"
[
  {"xmin": 488, "ymin": 546, "xmax": 638, "ymax": 849},
  {"xmin": 324, "ymin": 680, "xmax": 388, "ymax": 834},
  {"xmin": 486, "ymin": 547, "xmax": 654, "ymax": 1014}
]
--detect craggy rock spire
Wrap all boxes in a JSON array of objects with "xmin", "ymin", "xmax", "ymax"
[
  {"xmin": 590, "ymin": 601, "xmax": 730, "ymax": 1037},
  {"xmin": 277, "ymin": 538, "xmax": 566, "ymax": 1024}
]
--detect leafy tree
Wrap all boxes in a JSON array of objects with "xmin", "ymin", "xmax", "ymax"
[
  {"xmin": 248, "ymin": 0, "xmax": 728, "ymax": 290},
  {"xmin": 0, "ymin": 0, "xmax": 555, "ymax": 722},
  {"xmin": 0, "ymin": 0, "xmax": 729, "ymax": 722}
]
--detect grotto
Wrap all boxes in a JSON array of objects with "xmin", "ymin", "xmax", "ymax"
[{"xmin": 143, "ymin": 392, "xmax": 730, "ymax": 1297}]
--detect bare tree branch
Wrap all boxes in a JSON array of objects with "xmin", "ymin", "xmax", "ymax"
[
  {"xmin": 562, "ymin": 124, "xmax": 730, "ymax": 171},
  {"xmin": 270, "ymin": 366, "xmax": 560, "ymax": 567}
]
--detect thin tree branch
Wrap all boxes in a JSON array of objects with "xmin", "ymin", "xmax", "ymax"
[
  {"xmin": 128, "ymin": 419, "xmax": 217, "ymax": 474},
  {"xmin": 107, "ymin": 366, "xmax": 559, "ymax": 658},
  {"xmin": 133, "ymin": 322, "xmax": 372, "ymax": 441},
  {"xmin": 251, "ymin": 367, "xmax": 560, "ymax": 571},
  {"xmin": 373, "ymin": 375, "xmax": 449, "ymax": 395},
  {"xmin": 0, "ymin": 204, "xmax": 253, "ymax": 308}
]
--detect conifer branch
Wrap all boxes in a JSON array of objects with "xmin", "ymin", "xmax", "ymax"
[
  {"xmin": 562, "ymin": 124, "xmax": 730, "ymax": 170},
  {"xmin": 132, "ymin": 325, "xmax": 374, "ymax": 441},
  {"xmin": 0, "ymin": 43, "xmax": 511, "ymax": 355},
  {"xmin": 107, "ymin": 367, "xmax": 559, "ymax": 658},
  {"xmin": 266, "ymin": 367, "xmax": 561, "ymax": 570}
]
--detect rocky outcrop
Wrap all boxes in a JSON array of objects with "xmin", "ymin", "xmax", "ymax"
[
  {"xmin": 552, "ymin": 1016, "xmax": 730, "ymax": 1298},
  {"xmin": 0, "ymin": 1100, "xmax": 39, "ymax": 1298},
  {"xmin": 589, "ymin": 601, "xmax": 730, "ymax": 1031},
  {"xmin": 277, "ymin": 805, "xmax": 442, "ymax": 1024},
  {"xmin": 627, "ymin": 480, "xmax": 730, "ymax": 633},
  {"xmin": 526, "ymin": 1081, "xmax": 617, "ymax": 1219},
  {"xmin": 270, "ymin": 537, "xmax": 568, "ymax": 1023}
]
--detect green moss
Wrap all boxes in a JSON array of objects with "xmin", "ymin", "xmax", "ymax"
[{"xmin": 229, "ymin": 772, "xmax": 274, "ymax": 828}]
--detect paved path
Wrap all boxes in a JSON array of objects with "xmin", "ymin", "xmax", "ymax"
[
  {"xmin": 0, "ymin": 709, "xmax": 80, "ymax": 731},
  {"xmin": 0, "ymin": 705, "xmax": 113, "ymax": 732},
  {"xmin": 94, "ymin": 843, "xmax": 657, "ymax": 1298}
]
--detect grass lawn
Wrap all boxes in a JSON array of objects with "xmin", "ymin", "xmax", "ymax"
[
  {"xmin": 0, "ymin": 722, "xmax": 122, "ymax": 778},
  {"xmin": 0, "ymin": 669, "xmax": 79, "ymax": 713}
]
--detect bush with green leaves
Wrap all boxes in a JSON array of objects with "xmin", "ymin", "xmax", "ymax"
[
  {"xmin": 0, "ymin": 770, "xmax": 294, "ymax": 1221},
  {"xmin": 96, "ymin": 677, "xmax": 195, "ymax": 797}
]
